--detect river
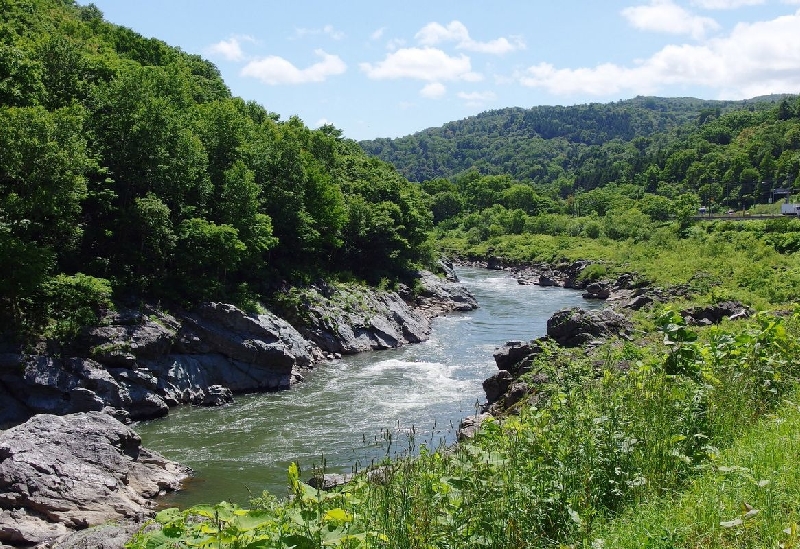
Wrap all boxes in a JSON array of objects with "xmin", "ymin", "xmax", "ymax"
[{"xmin": 135, "ymin": 267, "xmax": 601, "ymax": 508}]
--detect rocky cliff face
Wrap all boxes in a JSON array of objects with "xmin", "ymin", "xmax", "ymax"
[
  {"xmin": 0, "ymin": 270, "xmax": 476, "ymax": 428},
  {"xmin": 0, "ymin": 303, "xmax": 317, "ymax": 427}
]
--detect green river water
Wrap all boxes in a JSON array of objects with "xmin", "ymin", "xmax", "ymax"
[{"xmin": 135, "ymin": 267, "xmax": 600, "ymax": 508}]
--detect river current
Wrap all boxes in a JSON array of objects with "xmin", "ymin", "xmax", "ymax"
[{"xmin": 135, "ymin": 267, "xmax": 600, "ymax": 508}]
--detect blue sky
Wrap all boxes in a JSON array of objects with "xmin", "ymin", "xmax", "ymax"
[{"xmin": 82, "ymin": 0, "xmax": 800, "ymax": 141}]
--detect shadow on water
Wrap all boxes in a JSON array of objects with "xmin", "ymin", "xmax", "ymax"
[{"xmin": 135, "ymin": 267, "xmax": 603, "ymax": 508}]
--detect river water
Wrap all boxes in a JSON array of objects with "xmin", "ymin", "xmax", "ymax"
[{"xmin": 135, "ymin": 267, "xmax": 600, "ymax": 508}]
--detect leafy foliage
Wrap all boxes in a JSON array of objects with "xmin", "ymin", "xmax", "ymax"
[{"xmin": 0, "ymin": 0, "xmax": 433, "ymax": 341}]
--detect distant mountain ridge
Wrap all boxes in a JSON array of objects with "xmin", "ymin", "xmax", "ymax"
[{"xmin": 359, "ymin": 95, "xmax": 789, "ymax": 183}]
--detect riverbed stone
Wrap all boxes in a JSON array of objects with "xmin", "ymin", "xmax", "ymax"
[
  {"xmin": 457, "ymin": 413, "xmax": 491, "ymax": 440},
  {"xmin": 483, "ymin": 370, "xmax": 513, "ymax": 405},
  {"xmin": 582, "ymin": 282, "xmax": 611, "ymax": 299},
  {"xmin": 493, "ymin": 340, "xmax": 544, "ymax": 373},
  {"xmin": 546, "ymin": 307, "xmax": 632, "ymax": 348},
  {"xmin": 681, "ymin": 301, "xmax": 752, "ymax": 325},
  {"xmin": 46, "ymin": 521, "xmax": 142, "ymax": 549}
]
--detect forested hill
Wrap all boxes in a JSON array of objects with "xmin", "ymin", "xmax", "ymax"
[
  {"xmin": 359, "ymin": 96, "xmax": 787, "ymax": 183},
  {"xmin": 1, "ymin": 0, "xmax": 433, "ymax": 343}
]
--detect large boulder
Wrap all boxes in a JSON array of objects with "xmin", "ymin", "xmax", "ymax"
[
  {"xmin": 546, "ymin": 307, "xmax": 633, "ymax": 348},
  {"xmin": 415, "ymin": 270, "xmax": 478, "ymax": 318},
  {"xmin": 681, "ymin": 301, "xmax": 752, "ymax": 325},
  {"xmin": 492, "ymin": 340, "xmax": 545, "ymax": 374},
  {"xmin": 44, "ymin": 521, "xmax": 141, "ymax": 549},
  {"xmin": 0, "ymin": 412, "xmax": 189, "ymax": 547}
]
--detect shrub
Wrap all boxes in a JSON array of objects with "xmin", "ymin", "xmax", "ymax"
[{"xmin": 41, "ymin": 273, "xmax": 112, "ymax": 342}]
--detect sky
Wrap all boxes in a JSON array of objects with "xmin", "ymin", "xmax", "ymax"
[{"xmin": 80, "ymin": 0, "xmax": 800, "ymax": 141}]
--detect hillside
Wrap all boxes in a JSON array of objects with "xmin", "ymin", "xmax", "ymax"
[
  {"xmin": 359, "ymin": 95, "xmax": 789, "ymax": 184},
  {"xmin": 0, "ymin": 0, "xmax": 433, "ymax": 345}
]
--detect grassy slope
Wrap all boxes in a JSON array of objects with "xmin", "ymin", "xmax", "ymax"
[
  {"xmin": 438, "ymin": 220, "xmax": 800, "ymax": 309},
  {"xmin": 593, "ymin": 390, "xmax": 800, "ymax": 549}
]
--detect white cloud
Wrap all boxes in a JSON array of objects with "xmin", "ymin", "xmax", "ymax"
[
  {"xmin": 621, "ymin": 0, "xmax": 720, "ymax": 39},
  {"xmin": 205, "ymin": 36, "xmax": 253, "ymax": 62},
  {"xmin": 292, "ymin": 25, "xmax": 345, "ymax": 40},
  {"xmin": 415, "ymin": 20, "xmax": 525, "ymax": 54},
  {"xmin": 420, "ymin": 82, "xmax": 447, "ymax": 98},
  {"xmin": 386, "ymin": 38, "xmax": 406, "ymax": 51},
  {"xmin": 517, "ymin": 10, "xmax": 800, "ymax": 98},
  {"xmin": 360, "ymin": 47, "xmax": 483, "ymax": 82},
  {"xmin": 241, "ymin": 49, "xmax": 347, "ymax": 85},
  {"xmin": 691, "ymin": 0, "xmax": 765, "ymax": 8},
  {"xmin": 457, "ymin": 90, "xmax": 497, "ymax": 106},
  {"xmin": 371, "ymin": 27, "xmax": 386, "ymax": 41}
]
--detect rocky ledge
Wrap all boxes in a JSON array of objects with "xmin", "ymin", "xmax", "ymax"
[
  {"xmin": 0, "ymin": 268, "xmax": 476, "ymax": 429},
  {"xmin": 273, "ymin": 266, "xmax": 477, "ymax": 356},
  {"xmin": 0, "ymin": 411, "xmax": 189, "ymax": 547},
  {"xmin": 0, "ymin": 303, "xmax": 318, "ymax": 427}
]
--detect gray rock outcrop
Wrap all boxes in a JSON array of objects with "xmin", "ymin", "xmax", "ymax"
[
  {"xmin": 277, "ymin": 271, "xmax": 477, "ymax": 355},
  {"xmin": 546, "ymin": 307, "xmax": 633, "ymax": 348},
  {"xmin": 681, "ymin": 301, "xmax": 752, "ymax": 325},
  {"xmin": 0, "ymin": 303, "xmax": 320, "ymax": 426},
  {"xmin": 415, "ymin": 270, "xmax": 478, "ymax": 318},
  {"xmin": 0, "ymin": 412, "xmax": 189, "ymax": 547},
  {"xmin": 481, "ymin": 305, "xmax": 634, "ymax": 416},
  {"xmin": 287, "ymin": 283, "xmax": 431, "ymax": 354}
]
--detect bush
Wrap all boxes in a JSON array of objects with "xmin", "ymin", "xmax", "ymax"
[
  {"xmin": 577, "ymin": 262, "xmax": 609, "ymax": 282},
  {"xmin": 41, "ymin": 273, "xmax": 112, "ymax": 342}
]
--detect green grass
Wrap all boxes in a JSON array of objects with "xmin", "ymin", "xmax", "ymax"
[
  {"xmin": 590, "ymin": 391, "xmax": 800, "ymax": 549},
  {"xmin": 438, "ymin": 220, "xmax": 800, "ymax": 309}
]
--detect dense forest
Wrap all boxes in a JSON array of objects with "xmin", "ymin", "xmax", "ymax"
[
  {"xmin": 0, "ymin": 0, "xmax": 434, "ymax": 343},
  {"xmin": 361, "ymin": 95, "xmax": 799, "ymax": 202}
]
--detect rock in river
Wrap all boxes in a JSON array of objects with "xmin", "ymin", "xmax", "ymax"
[{"xmin": 0, "ymin": 411, "xmax": 189, "ymax": 547}]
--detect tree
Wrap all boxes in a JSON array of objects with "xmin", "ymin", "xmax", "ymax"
[
  {"xmin": 90, "ymin": 64, "xmax": 211, "ymax": 216},
  {"xmin": 672, "ymin": 192, "xmax": 701, "ymax": 230},
  {"xmin": 0, "ymin": 105, "xmax": 89, "ymax": 253},
  {"xmin": 36, "ymin": 35, "xmax": 87, "ymax": 109},
  {"xmin": 174, "ymin": 218, "xmax": 245, "ymax": 300},
  {"xmin": 128, "ymin": 194, "xmax": 175, "ymax": 291},
  {"xmin": 0, "ymin": 44, "xmax": 44, "ymax": 107},
  {"xmin": 429, "ymin": 191, "xmax": 464, "ymax": 224}
]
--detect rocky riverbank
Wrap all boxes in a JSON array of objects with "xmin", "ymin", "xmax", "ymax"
[
  {"xmin": 0, "ymin": 412, "xmax": 189, "ymax": 547},
  {"xmin": 0, "ymin": 267, "xmax": 476, "ymax": 547},
  {"xmin": 464, "ymin": 260, "xmax": 752, "ymax": 427}
]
